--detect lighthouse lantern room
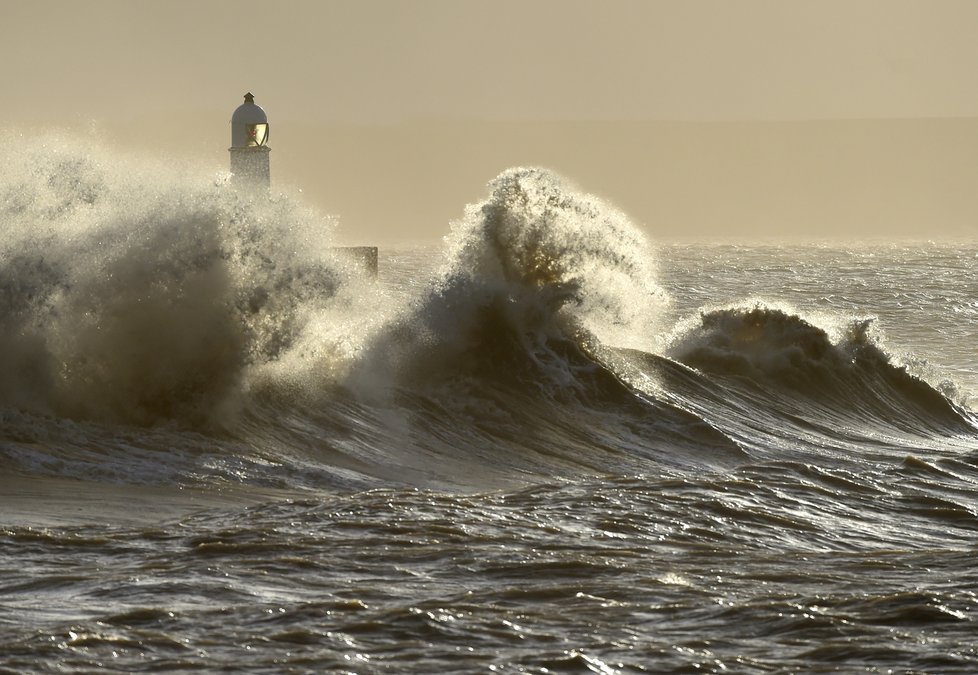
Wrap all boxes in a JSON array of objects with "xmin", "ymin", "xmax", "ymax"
[{"xmin": 229, "ymin": 92, "xmax": 270, "ymax": 188}]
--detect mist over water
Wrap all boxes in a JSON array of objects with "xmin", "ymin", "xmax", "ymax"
[{"xmin": 4, "ymin": 135, "xmax": 978, "ymax": 672}]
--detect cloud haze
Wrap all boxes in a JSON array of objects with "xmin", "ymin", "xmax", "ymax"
[{"xmin": 7, "ymin": 0, "xmax": 978, "ymax": 241}]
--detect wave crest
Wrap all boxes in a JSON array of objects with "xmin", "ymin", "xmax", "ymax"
[
  {"xmin": 666, "ymin": 303, "xmax": 973, "ymax": 434},
  {"xmin": 445, "ymin": 167, "xmax": 668, "ymax": 350}
]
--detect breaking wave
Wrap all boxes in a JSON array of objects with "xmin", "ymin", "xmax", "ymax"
[{"xmin": 1, "ymin": 138, "xmax": 975, "ymax": 489}]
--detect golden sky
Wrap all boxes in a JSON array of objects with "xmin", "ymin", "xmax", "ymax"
[{"xmin": 6, "ymin": 0, "xmax": 978, "ymax": 242}]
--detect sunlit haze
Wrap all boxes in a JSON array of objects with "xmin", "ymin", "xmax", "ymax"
[{"xmin": 8, "ymin": 0, "xmax": 978, "ymax": 242}]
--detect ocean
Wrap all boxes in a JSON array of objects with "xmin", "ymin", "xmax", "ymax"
[{"xmin": 2, "ymin": 136, "xmax": 978, "ymax": 673}]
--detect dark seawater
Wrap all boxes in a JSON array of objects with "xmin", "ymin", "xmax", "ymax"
[{"xmin": 2, "ymin": 136, "xmax": 978, "ymax": 672}]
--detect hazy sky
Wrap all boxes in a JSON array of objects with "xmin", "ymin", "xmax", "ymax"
[{"xmin": 6, "ymin": 0, "xmax": 978, "ymax": 242}]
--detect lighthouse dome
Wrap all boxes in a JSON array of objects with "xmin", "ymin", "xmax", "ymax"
[
  {"xmin": 232, "ymin": 92, "xmax": 268, "ymax": 125},
  {"xmin": 230, "ymin": 92, "xmax": 269, "ymax": 148}
]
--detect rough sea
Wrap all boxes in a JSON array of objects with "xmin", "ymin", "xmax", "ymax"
[{"xmin": 2, "ymin": 135, "xmax": 978, "ymax": 673}]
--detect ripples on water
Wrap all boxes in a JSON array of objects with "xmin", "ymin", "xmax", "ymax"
[
  {"xmin": 5, "ymin": 471, "xmax": 978, "ymax": 672},
  {"xmin": 2, "ymin": 146, "xmax": 978, "ymax": 672}
]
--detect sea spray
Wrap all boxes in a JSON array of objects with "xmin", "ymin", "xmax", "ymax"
[
  {"xmin": 445, "ymin": 167, "xmax": 669, "ymax": 352},
  {"xmin": 314, "ymin": 167, "xmax": 745, "ymax": 481},
  {"xmin": 2, "ymin": 142, "xmax": 974, "ymax": 491},
  {"xmin": 0, "ymin": 133, "xmax": 347, "ymax": 427},
  {"xmin": 349, "ymin": 167, "xmax": 670, "ymax": 396}
]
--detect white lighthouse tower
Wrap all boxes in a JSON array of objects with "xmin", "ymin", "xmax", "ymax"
[{"xmin": 229, "ymin": 92, "xmax": 270, "ymax": 188}]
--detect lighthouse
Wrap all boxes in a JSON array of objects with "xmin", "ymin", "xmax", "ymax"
[
  {"xmin": 229, "ymin": 92, "xmax": 270, "ymax": 188},
  {"xmin": 225, "ymin": 92, "xmax": 379, "ymax": 276}
]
